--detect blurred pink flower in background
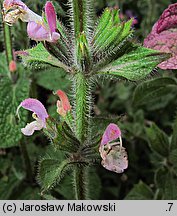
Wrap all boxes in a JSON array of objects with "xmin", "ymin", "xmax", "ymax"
[{"xmin": 144, "ymin": 3, "xmax": 177, "ymax": 69}]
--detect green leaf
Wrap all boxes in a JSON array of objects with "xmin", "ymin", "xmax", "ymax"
[
  {"xmin": 146, "ymin": 123, "xmax": 170, "ymax": 157},
  {"xmin": 155, "ymin": 168, "xmax": 177, "ymax": 199},
  {"xmin": 35, "ymin": 67, "xmax": 71, "ymax": 91},
  {"xmin": 169, "ymin": 149, "xmax": 177, "ymax": 175},
  {"xmin": 38, "ymin": 148, "xmax": 73, "ymax": 191},
  {"xmin": 0, "ymin": 53, "xmax": 9, "ymax": 74},
  {"xmin": 16, "ymin": 187, "xmax": 41, "ymax": 200},
  {"xmin": 93, "ymin": 8, "xmax": 132, "ymax": 54},
  {"xmin": 0, "ymin": 71, "xmax": 30, "ymax": 148},
  {"xmin": 171, "ymin": 113, "xmax": 177, "ymax": 151},
  {"xmin": 97, "ymin": 46, "xmax": 169, "ymax": 81},
  {"xmin": 38, "ymin": 159, "xmax": 72, "ymax": 191},
  {"xmin": 164, "ymin": 173, "xmax": 177, "ymax": 199},
  {"xmin": 125, "ymin": 181, "xmax": 154, "ymax": 200},
  {"xmin": 132, "ymin": 77, "xmax": 177, "ymax": 107},
  {"xmin": 55, "ymin": 173, "xmax": 75, "ymax": 199},
  {"xmin": 17, "ymin": 43, "xmax": 69, "ymax": 71},
  {"xmin": 70, "ymin": 0, "xmax": 95, "ymax": 38},
  {"xmin": 86, "ymin": 168, "xmax": 101, "ymax": 199},
  {"xmin": 0, "ymin": 173, "xmax": 22, "ymax": 199}
]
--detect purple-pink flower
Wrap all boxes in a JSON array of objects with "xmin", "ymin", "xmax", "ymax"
[
  {"xmin": 144, "ymin": 3, "xmax": 177, "ymax": 69},
  {"xmin": 3, "ymin": 0, "xmax": 42, "ymax": 25},
  {"xmin": 27, "ymin": 2, "xmax": 60, "ymax": 42},
  {"xmin": 99, "ymin": 123, "xmax": 128, "ymax": 173},
  {"xmin": 17, "ymin": 98, "xmax": 49, "ymax": 136},
  {"xmin": 3, "ymin": 0, "xmax": 60, "ymax": 43}
]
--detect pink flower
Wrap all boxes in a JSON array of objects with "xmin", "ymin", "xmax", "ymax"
[
  {"xmin": 27, "ymin": 2, "xmax": 60, "ymax": 42},
  {"xmin": 56, "ymin": 90, "xmax": 71, "ymax": 117},
  {"xmin": 9, "ymin": 60, "xmax": 17, "ymax": 72},
  {"xmin": 3, "ymin": 0, "xmax": 42, "ymax": 25},
  {"xmin": 3, "ymin": 0, "xmax": 60, "ymax": 43},
  {"xmin": 144, "ymin": 3, "xmax": 177, "ymax": 69},
  {"xmin": 17, "ymin": 98, "xmax": 49, "ymax": 136},
  {"xmin": 99, "ymin": 123, "xmax": 128, "ymax": 173}
]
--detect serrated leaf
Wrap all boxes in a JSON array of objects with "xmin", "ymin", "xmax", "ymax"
[
  {"xmin": 0, "ymin": 71, "xmax": 30, "ymax": 148},
  {"xmin": 93, "ymin": 9, "xmax": 132, "ymax": 53},
  {"xmin": 124, "ymin": 181, "xmax": 154, "ymax": 200},
  {"xmin": 97, "ymin": 46, "xmax": 169, "ymax": 81},
  {"xmin": 132, "ymin": 77, "xmax": 177, "ymax": 107},
  {"xmin": 35, "ymin": 67, "xmax": 71, "ymax": 91},
  {"xmin": 38, "ymin": 158, "xmax": 72, "ymax": 191},
  {"xmin": 146, "ymin": 123, "xmax": 170, "ymax": 157},
  {"xmin": 17, "ymin": 43, "xmax": 69, "ymax": 71},
  {"xmin": 38, "ymin": 148, "xmax": 73, "ymax": 191}
]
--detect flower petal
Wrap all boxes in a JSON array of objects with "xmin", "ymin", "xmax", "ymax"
[
  {"xmin": 3, "ymin": 0, "xmax": 42, "ymax": 24},
  {"xmin": 45, "ymin": 1, "xmax": 57, "ymax": 33},
  {"xmin": 101, "ymin": 123, "xmax": 121, "ymax": 145},
  {"xmin": 101, "ymin": 146, "xmax": 128, "ymax": 173},
  {"xmin": 19, "ymin": 98, "xmax": 48, "ymax": 124},
  {"xmin": 3, "ymin": 0, "xmax": 27, "ymax": 11},
  {"xmin": 51, "ymin": 32, "xmax": 60, "ymax": 42},
  {"xmin": 27, "ymin": 21, "xmax": 50, "ymax": 41},
  {"xmin": 56, "ymin": 90, "xmax": 71, "ymax": 112},
  {"xmin": 21, "ymin": 119, "xmax": 44, "ymax": 136}
]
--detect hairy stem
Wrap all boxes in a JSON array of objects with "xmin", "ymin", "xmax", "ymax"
[
  {"xmin": 73, "ymin": 166, "xmax": 87, "ymax": 200},
  {"xmin": 3, "ymin": 23, "xmax": 13, "ymax": 65},
  {"xmin": 72, "ymin": 72, "xmax": 91, "ymax": 200},
  {"xmin": 74, "ymin": 72, "xmax": 90, "ymax": 143}
]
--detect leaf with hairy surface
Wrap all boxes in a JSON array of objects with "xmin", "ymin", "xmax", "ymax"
[
  {"xmin": 0, "ymin": 69, "xmax": 30, "ymax": 148},
  {"xmin": 96, "ymin": 46, "xmax": 170, "ymax": 81},
  {"xmin": 132, "ymin": 77, "xmax": 177, "ymax": 107}
]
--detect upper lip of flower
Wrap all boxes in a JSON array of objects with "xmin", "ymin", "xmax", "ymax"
[{"xmin": 17, "ymin": 98, "xmax": 49, "ymax": 136}]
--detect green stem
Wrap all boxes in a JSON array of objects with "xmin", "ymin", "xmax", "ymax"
[
  {"xmin": 72, "ymin": 72, "xmax": 91, "ymax": 200},
  {"xmin": 73, "ymin": 166, "xmax": 87, "ymax": 200},
  {"xmin": 3, "ymin": 23, "xmax": 13, "ymax": 65},
  {"xmin": 19, "ymin": 139, "xmax": 33, "ymax": 183},
  {"xmin": 71, "ymin": 0, "xmax": 95, "ymax": 38},
  {"xmin": 74, "ymin": 72, "xmax": 90, "ymax": 143}
]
